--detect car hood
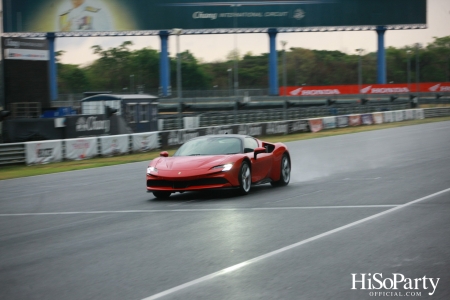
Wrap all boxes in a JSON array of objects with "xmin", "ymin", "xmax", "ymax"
[{"xmin": 154, "ymin": 155, "xmax": 232, "ymax": 171}]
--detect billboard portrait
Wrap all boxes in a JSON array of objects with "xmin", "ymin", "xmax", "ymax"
[
  {"xmin": 9, "ymin": 0, "xmax": 138, "ymax": 33},
  {"xmin": 4, "ymin": 0, "xmax": 426, "ymax": 33}
]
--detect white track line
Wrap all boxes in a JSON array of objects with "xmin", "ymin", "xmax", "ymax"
[
  {"xmin": 269, "ymin": 190, "xmax": 323, "ymax": 204},
  {"xmin": 141, "ymin": 187, "xmax": 450, "ymax": 300},
  {"xmin": 167, "ymin": 200, "xmax": 199, "ymax": 207},
  {"xmin": 0, "ymin": 205, "xmax": 399, "ymax": 217}
]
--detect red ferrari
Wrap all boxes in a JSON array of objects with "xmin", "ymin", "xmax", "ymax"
[{"xmin": 146, "ymin": 134, "xmax": 291, "ymax": 199}]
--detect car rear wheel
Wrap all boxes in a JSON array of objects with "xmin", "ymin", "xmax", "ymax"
[
  {"xmin": 238, "ymin": 161, "xmax": 251, "ymax": 195},
  {"xmin": 271, "ymin": 154, "xmax": 290, "ymax": 187},
  {"xmin": 153, "ymin": 191, "xmax": 172, "ymax": 199}
]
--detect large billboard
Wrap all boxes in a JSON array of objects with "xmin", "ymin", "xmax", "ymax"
[{"xmin": 3, "ymin": 0, "xmax": 426, "ymax": 33}]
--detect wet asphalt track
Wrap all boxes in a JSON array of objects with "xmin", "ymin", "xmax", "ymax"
[{"xmin": 0, "ymin": 121, "xmax": 449, "ymax": 300}]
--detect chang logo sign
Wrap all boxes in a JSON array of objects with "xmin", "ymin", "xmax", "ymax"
[
  {"xmin": 192, "ymin": 11, "xmax": 218, "ymax": 20},
  {"xmin": 75, "ymin": 116, "xmax": 110, "ymax": 133}
]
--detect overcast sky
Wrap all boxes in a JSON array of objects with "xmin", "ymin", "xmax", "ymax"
[{"xmin": 54, "ymin": 0, "xmax": 450, "ymax": 65}]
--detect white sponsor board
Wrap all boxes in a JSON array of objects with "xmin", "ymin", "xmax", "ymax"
[
  {"xmin": 265, "ymin": 122, "xmax": 289, "ymax": 135},
  {"xmin": 25, "ymin": 140, "xmax": 62, "ymax": 165},
  {"xmin": 100, "ymin": 135, "xmax": 129, "ymax": 156},
  {"xmin": 404, "ymin": 110, "xmax": 414, "ymax": 120},
  {"xmin": 238, "ymin": 124, "xmax": 263, "ymax": 136},
  {"xmin": 372, "ymin": 113, "xmax": 384, "ymax": 124},
  {"xmin": 414, "ymin": 109, "xmax": 424, "ymax": 119},
  {"xmin": 183, "ymin": 117, "xmax": 200, "ymax": 129},
  {"xmin": 5, "ymin": 49, "xmax": 49, "ymax": 61},
  {"xmin": 132, "ymin": 132, "xmax": 160, "ymax": 152},
  {"xmin": 65, "ymin": 137, "xmax": 98, "ymax": 160},
  {"xmin": 322, "ymin": 117, "xmax": 336, "ymax": 129},
  {"xmin": 383, "ymin": 111, "xmax": 394, "ymax": 123},
  {"xmin": 394, "ymin": 110, "xmax": 404, "ymax": 122}
]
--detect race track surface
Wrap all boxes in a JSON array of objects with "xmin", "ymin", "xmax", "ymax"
[{"xmin": 1, "ymin": 121, "xmax": 449, "ymax": 300}]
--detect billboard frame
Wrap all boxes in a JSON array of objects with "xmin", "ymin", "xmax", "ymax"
[{"xmin": 1, "ymin": 24, "xmax": 427, "ymax": 38}]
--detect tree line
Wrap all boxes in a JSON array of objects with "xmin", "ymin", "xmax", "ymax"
[{"xmin": 57, "ymin": 36, "xmax": 450, "ymax": 95}]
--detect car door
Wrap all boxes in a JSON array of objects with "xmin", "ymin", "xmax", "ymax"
[{"xmin": 244, "ymin": 137, "xmax": 273, "ymax": 182}]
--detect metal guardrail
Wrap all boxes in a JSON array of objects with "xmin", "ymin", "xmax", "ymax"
[
  {"xmin": 160, "ymin": 103, "xmax": 411, "ymax": 131},
  {"xmin": 0, "ymin": 142, "xmax": 26, "ymax": 165},
  {"xmin": 424, "ymin": 107, "xmax": 450, "ymax": 118}
]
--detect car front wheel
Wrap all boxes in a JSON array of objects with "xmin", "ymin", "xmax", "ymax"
[
  {"xmin": 238, "ymin": 161, "xmax": 251, "ymax": 195},
  {"xmin": 271, "ymin": 154, "xmax": 290, "ymax": 187}
]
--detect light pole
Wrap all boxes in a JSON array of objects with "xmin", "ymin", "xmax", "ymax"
[
  {"xmin": 406, "ymin": 50, "xmax": 412, "ymax": 92},
  {"xmin": 227, "ymin": 68, "xmax": 232, "ymax": 97},
  {"xmin": 130, "ymin": 74, "xmax": 134, "ymax": 94},
  {"xmin": 173, "ymin": 28, "xmax": 183, "ymax": 98},
  {"xmin": 415, "ymin": 43, "xmax": 421, "ymax": 96},
  {"xmin": 356, "ymin": 49, "xmax": 363, "ymax": 96},
  {"xmin": 231, "ymin": 4, "xmax": 241, "ymax": 97},
  {"xmin": 281, "ymin": 40, "xmax": 288, "ymax": 97}
]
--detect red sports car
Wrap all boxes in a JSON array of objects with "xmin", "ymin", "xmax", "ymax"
[{"xmin": 146, "ymin": 134, "xmax": 291, "ymax": 199}]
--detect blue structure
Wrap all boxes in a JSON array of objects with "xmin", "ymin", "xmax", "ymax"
[
  {"xmin": 34, "ymin": 23, "xmax": 425, "ymax": 102},
  {"xmin": 268, "ymin": 28, "xmax": 279, "ymax": 96},
  {"xmin": 376, "ymin": 26, "xmax": 387, "ymax": 84},
  {"xmin": 159, "ymin": 31, "xmax": 170, "ymax": 97},
  {"xmin": 46, "ymin": 32, "xmax": 58, "ymax": 101}
]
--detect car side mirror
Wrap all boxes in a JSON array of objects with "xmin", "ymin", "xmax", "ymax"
[
  {"xmin": 160, "ymin": 151, "xmax": 169, "ymax": 157},
  {"xmin": 253, "ymin": 147, "xmax": 266, "ymax": 159}
]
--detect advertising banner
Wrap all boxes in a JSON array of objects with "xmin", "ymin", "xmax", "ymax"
[
  {"xmin": 100, "ymin": 135, "xmax": 129, "ymax": 156},
  {"xmin": 336, "ymin": 115, "xmax": 349, "ymax": 128},
  {"xmin": 283, "ymin": 82, "xmax": 450, "ymax": 96},
  {"xmin": 3, "ymin": 37, "xmax": 49, "ymax": 61},
  {"xmin": 394, "ymin": 110, "xmax": 404, "ymax": 122},
  {"xmin": 288, "ymin": 120, "xmax": 309, "ymax": 133},
  {"xmin": 205, "ymin": 125, "xmax": 237, "ymax": 135},
  {"xmin": 404, "ymin": 109, "xmax": 414, "ymax": 121},
  {"xmin": 322, "ymin": 117, "xmax": 336, "ymax": 129},
  {"xmin": 372, "ymin": 112, "xmax": 384, "ymax": 124},
  {"xmin": 132, "ymin": 132, "xmax": 160, "ymax": 152},
  {"xmin": 160, "ymin": 129, "xmax": 207, "ymax": 148},
  {"xmin": 183, "ymin": 117, "xmax": 200, "ymax": 129},
  {"xmin": 308, "ymin": 118, "xmax": 323, "ymax": 133},
  {"xmin": 4, "ymin": 49, "xmax": 49, "ymax": 61},
  {"xmin": 414, "ymin": 109, "xmax": 424, "ymax": 120},
  {"xmin": 65, "ymin": 115, "xmax": 111, "ymax": 138},
  {"xmin": 65, "ymin": 137, "xmax": 98, "ymax": 160},
  {"xmin": 25, "ymin": 140, "xmax": 62, "ymax": 165},
  {"xmin": 348, "ymin": 115, "xmax": 361, "ymax": 126},
  {"xmin": 361, "ymin": 114, "xmax": 373, "ymax": 125},
  {"xmin": 383, "ymin": 111, "xmax": 394, "ymax": 123},
  {"xmin": 4, "ymin": 0, "xmax": 426, "ymax": 33},
  {"xmin": 237, "ymin": 124, "xmax": 264, "ymax": 136},
  {"xmin": 265, "ymin": 122, "xmax": 289, "ymax": 135}
]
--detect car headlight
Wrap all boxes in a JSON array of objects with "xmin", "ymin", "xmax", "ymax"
[
  {"xmin": 147, "ymin": 166, "xmax": 158, "ymax": 174},
  {"xmin": 212, "ymin": 163, "xmax": 233, "ymax": 172}
]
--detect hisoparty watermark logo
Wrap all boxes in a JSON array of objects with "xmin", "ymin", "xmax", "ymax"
[{"xmin": 352, "ymin": 273, "xmax": 439, "ymax": 297}]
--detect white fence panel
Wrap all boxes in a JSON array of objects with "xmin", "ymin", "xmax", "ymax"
[
  {"xmin": 65, "ymin": 137, "xmax": 98, "ymax": 160},
  {"xmin": 394, "ymin": 110, "xmax": 404, "ymax": 122},
  {"xmin": 383, "ymin": 111, "xmax": 394, "ymax": 123},
  {"xmin": 132, "ymin": 132, "xmax": 160, "ymax": 152},
  {"xmin": 25, "ymin": 140, "xmax": 62, "ymax": 165},
  {"xmin": 100, "ymin": 135, "xmax": 129, "ymax": 156},
  {"xmin": 322, "ymin": 117, "xmax": 336, "ymax": 129}
]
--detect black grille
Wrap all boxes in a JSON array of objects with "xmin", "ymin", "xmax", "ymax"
[{"xmin": 147, "ymin": 178, "xmax": 228, "ymax": 189}]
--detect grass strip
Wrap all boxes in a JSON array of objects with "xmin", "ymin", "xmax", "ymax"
[{"xmin": 1, "ymin": 116, "xmax": 449, "ymax": 181}]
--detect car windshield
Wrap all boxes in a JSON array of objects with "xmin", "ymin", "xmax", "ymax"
[{"xmin": 174, "ymin": 137, "xmax": 242, "ymax": 156}]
